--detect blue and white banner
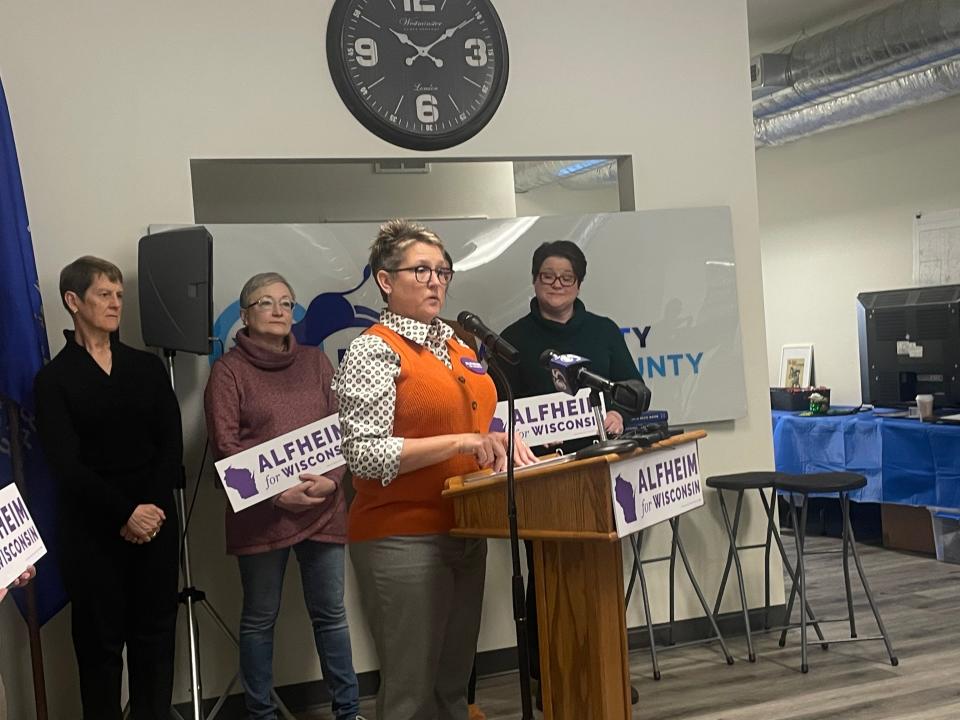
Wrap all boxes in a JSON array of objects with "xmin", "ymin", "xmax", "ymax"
[
  {"xmin": 214, "ymin": 413, "xmax": 345, "ymax": 512},
  {"xmin": 154, "ymin": 206, "xmax": 746, "ymax": 425},
  {"xmin": 609, "ymin": 441, "xmax": 703, "ymax": 537},
  {"xmin": 0, "ymin": 482, "xmax": 46, "ymax": 589},
  {"xmin": 490, "ymin": 388, "xmax": 603, "ymax": 447}
]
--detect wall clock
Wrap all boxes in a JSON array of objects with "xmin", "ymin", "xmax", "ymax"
[{"xmin": 326, "ymin": 0, "xmax": 509, "ymax": 151}]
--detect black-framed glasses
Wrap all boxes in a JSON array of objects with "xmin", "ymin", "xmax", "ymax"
[
  {"xmin": 392, "ymin": 265, "xmax": 455, "ymax": 285},
  {"xmin": 538, "ymin": 271, "xmax": 577, "ymax": 287},
  {"xmin": 244, "ymin": 297, "xmax": 295, "ymax": 313}
]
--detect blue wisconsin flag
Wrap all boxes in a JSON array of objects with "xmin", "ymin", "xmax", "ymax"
[{"xmin": 0, "ymin": 76, "xmax": 68, "ymax": 624}]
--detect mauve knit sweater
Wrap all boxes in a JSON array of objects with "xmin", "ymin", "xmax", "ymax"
[{"xmin": 204, "ymin": 331, "xmax": 346, "ymax": 555}]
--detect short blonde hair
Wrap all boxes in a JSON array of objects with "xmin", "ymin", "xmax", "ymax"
[{"xmin": 369, "ymin": 219, "xmax": 444, "ymax": 301}]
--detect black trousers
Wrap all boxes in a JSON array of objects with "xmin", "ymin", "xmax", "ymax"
[{"xmin": 60, "ymin": 513, "xmax": 179, "ymax": 720}]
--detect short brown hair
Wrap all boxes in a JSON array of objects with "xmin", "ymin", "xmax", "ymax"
[
  {"xmin": 59, "ymin": 256, "xmax": 123, "ymax": 311},
  {"xmin": 369, "ymin": 219, "xmax": 445, "ymax": 301}
]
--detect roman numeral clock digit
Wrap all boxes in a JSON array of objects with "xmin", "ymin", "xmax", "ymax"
[{"xmin": 327, "ymin": 0, "xmax": 509, "ymax": 151}]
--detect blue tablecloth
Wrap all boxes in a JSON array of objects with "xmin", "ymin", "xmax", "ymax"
[{"xmin": 771, "ymin": 409, "xmax": 960, "ymax": 509}]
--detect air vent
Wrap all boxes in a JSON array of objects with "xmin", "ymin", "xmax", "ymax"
[
  {"xmin": 872, "ymin": 290, "xmax": 911, "ymax": 308},
  {"xmin": 874, "ymin": 309, "xmax": 907, "ymax": 341},
  {"xmin": 917, "ymin": 306, "xmax": 951, "ymax": 339},
  {"xmin": 373, "ymin": 160, "xmax": 431, "ymax": 174},
  {"xmin": 916, "ymin": 286, "xmax": 960, "ymax": 304}
]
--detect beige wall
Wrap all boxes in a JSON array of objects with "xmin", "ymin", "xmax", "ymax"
[
  {"xmin": 192, "ymin": 159, "xmax": 518, "ymax": 222},
  {"xmin": 758, "ymin": 94, "xmax": 960, "ymax": 404},
  {"xmin": 0, "ymin": 1, "xmax": 773, "ymax": 717}
]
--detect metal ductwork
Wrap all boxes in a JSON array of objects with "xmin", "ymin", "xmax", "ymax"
[
  {"xmin": 513, "ymin": 159, "xmax": 618, "ymax": 194},
  {"xmin": 754, "ymin": 0, "xmax": 960, "ymax": 146},
  {"xmin": 513, "ymin": 0, "xmax": 960, "ymax": 191}
]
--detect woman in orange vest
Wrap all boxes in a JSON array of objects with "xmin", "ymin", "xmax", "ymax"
[{"xmin": 333, "ymin": 219, "xmax": 535, "ymax": 720}]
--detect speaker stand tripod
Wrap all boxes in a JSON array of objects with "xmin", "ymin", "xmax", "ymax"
[{"xmin": 164, "ymin": 350, "xmax": 295, "ymax": 720}]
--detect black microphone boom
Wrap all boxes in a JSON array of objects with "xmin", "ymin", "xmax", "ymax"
[{"xmin": 457, "ymin": 311, "xmax": 520, "ymax": 365}]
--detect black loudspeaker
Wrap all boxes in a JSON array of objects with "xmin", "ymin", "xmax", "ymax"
[{"xmin": 138, "ymin": 226, "xmax": 213, "ymax": 355}]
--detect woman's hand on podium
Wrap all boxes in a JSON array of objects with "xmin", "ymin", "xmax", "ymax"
[
  {"xmin": 459, "ymin": 433, "xmax": 508, "ymax": 472},
  {"xmin": 486, "ymin": 432, "xmax": 538, "ymax": 469},
  {"xmin": 603, "ymin": 410, "xmax": 624, "ymax": 436}
]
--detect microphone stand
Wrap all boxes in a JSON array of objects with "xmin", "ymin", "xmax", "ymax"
[
  {"xmin": 162, "ymin": 349, "xmax": 294, "ymax": 720},
  {"xmin": 484, "ymin": 357, "xmax": 534, "ymax": 720},
  {"xmin": 574, "ymin": 388, "xmax": 638, "ymax": 460}
]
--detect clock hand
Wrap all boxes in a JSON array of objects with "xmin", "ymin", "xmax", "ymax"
[
  {"xmin": 421, "ymin": 16, "xmax": 475, "ymax": 55},
  {"xmin": 390, "ymin": 28, "xmax": 443, "ymax": 67}
]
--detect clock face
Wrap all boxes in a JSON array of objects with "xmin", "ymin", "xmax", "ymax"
[{"xmin": 326, "ymin": 0, "xmax": 509, "ymax": 151}]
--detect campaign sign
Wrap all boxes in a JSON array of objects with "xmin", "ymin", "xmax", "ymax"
[
  {"xmin": 490, "ymin": 389, "xmax": 604, "ymax": 447},
  {"xmin": 214, "ymin": 413, "xmax": 345, "ymax": 512},
  {"xmin": 609, "ymin": 441, "xmax": 703, "ymax": 537},
  {"xmin": 0, "ymin": 483, "xmax": 47, "ymax": 589}
]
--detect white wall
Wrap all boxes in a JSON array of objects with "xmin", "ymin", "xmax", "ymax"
[
  {"xmin": 0, "ymin": 2, "xmax": 773, "ymax": 717},
  {"xmin": 758, "ymin": 93, "xmax": 960, "ymax": 403},
  {"xmin": 192, "ymin": 160, "xmax": 517, "ymax": 222}
]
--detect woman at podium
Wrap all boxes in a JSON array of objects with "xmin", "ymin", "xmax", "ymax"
[
  {"xmin": 334, "ymin": 219, "xmax": 535, "ymax": 720},
  {"xmin": 499, "ymin": 240, "xmax": 644, "ymax": 705}
]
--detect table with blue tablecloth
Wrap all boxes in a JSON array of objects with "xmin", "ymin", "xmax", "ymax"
[{"xmin": 771, "ymin": 409, "xmax": 960, "ymax": 510}]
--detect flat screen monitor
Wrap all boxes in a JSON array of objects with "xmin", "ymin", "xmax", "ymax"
[{"xmin": 857, "ymin": 284, "xmax": 960, "ymax": 408}]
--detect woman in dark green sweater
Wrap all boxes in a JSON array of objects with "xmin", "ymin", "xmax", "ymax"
[
  {"xmin": 499, "ymin": 239, "xmax": 642, "ymax": 706},
  {"xmin": 499, "ymin": 240, "xmax": 643, "ymax": 446}
]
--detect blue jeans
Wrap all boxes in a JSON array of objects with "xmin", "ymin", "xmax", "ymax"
[{"xmin": 237, "ymin": 540, "xmax": 359, "ymax": 720}]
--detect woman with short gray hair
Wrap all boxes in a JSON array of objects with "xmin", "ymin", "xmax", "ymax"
[{"xmin": 204, "ymin": 272, "xmax": 363, "ymax": 720}]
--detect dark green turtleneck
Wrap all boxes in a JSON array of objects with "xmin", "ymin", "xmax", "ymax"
[{"xmin": 498, "ymin": 298, "xmax": 642, "ymax": 419}]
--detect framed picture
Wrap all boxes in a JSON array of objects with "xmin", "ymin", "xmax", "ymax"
[{"xmin": 779, "ymin": 344, "xmax": 813, "ymax": 388}]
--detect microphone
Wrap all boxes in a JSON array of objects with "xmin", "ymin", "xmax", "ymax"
[
  {"xmin": 539, "ymin": 349, "xmax": 614, "ymax": 395},
  {"xmin": 610, "ymin": 378, "xmax": 652, "ymax": 415},
  {"xmin": 457, "ymin": 311, "xmax": 520, "ymax": 365},
  {"xmin": 539, "ymin": 349, "xmax": 651, "ymax": 414}
]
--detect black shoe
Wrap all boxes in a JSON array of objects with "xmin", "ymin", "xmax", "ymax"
[{"xmin": 631, "ymin": 684, "xmax": 639, "ymax": 705}]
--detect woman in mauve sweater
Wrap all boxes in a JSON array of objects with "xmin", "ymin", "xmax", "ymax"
[
  {"xmin": 203, "ymin": 273, "xmax": 363, "ymax": 720},
  {"xmin": 333, "ymin": 219, "xmax": 535, "ymax": 720}
]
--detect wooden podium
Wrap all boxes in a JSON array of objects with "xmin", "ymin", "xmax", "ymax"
[{"xmin": 443, "ymin": 431, "xmax": 706, "ymax": 720}]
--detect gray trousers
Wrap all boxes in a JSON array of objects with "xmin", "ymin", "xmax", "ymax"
[
  {"xmin": 351, "ymin": 534, "xmax": 486, "ymax": 720},
  {"xmin": 0, "ymin": 670, "xmax": 6, "ymax": 720}
]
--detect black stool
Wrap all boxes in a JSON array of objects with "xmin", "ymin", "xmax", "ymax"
[
  {"xmin": 625, "ymin": 515, "xmax": 734, "ymax": 680},
  {"xmin": 706, "ymin": 471, "xmax": 827, "ymax": 662},
  {"xmin": 773, "ymin": 472, "xmax": 898, "ymax": 673}
]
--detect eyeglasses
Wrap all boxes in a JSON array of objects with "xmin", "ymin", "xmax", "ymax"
[
  {"xmin": 392, "ymin": 265, "xmax": 455, "ymax": 285},
  {"xmin": 244, "ymin": 297, "xmax": 295, "ymax": 313},
  {"xmin": 538, "ymin": 272, "xmax": 578, "ymax": 287}
]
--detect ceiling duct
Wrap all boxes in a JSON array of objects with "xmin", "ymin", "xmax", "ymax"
[
  {"xmin": 513, "ymin": 159, "xmax": 618, "ymax": 194},
  {"xmin": 513, "ymin": 0, "xmax": 960, "ymax": 189},
  {"xmin": 754, "ymin": 0, "xmax": 960, "ymax": 146}
]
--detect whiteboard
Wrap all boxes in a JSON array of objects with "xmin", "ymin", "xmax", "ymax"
[
  {"xmin": 152, "ymin": 208, "xmax": 748, "ymax": 424},
  {"xmin": 913, "ymin": 209, "xmax": 960, "ymax": 286}
]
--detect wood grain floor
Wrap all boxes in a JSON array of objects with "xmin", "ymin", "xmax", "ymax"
[{"xmin": 312, "ymin": 537, "xmax": 960, "ymax": 719}]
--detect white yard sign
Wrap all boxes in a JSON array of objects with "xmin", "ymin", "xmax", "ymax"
[
  {"xmin": 0, "ymin": 483, "xmax": 47, "ymax": 589},
  {"xmin": 214, "ymin": 414, "xmax": 345, "ymax": 512},
  {"xmin": 490, "ymin": 388, "xmax": 603, "ymax": 447},
  {"xmin": 609, "ymin": 442, "xmax": 703, "ymax": 536}
]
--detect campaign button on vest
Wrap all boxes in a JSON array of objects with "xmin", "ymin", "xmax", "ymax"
[{"xmin": 460, "ymin": 357, "xmax": 486, "ymax": 374}]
